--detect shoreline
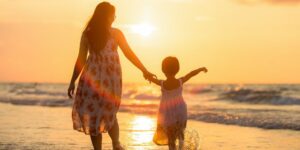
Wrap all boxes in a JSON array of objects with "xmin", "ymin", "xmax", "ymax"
[{"xmin": 0, "ymin": 103, "xmax": 300, "ymax": 150}]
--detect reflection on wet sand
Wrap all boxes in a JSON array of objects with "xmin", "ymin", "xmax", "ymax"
[
  {"xmin": 1, "ymin": 103, "xmax": 300, "ymax": 150},
  {"xmin": 130, "ymin": 116, "xmax": 155, "ymax": 145}
]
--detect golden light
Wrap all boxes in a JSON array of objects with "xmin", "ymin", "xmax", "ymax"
[
  {"xmin": 132, "ymin": 116, "xmax": 154, "ymax": 130},
  {"xmin": 130, "ymin": 116, "xmax": 155, "ymax": 144},
  {"xmin": 130, "ymin": 23, "xmax": 155, "ymax": 37}
]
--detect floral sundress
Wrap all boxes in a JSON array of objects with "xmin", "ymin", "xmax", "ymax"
[{"xmin": 72, "ymin": 32, "xmax": 122, "ymax": 136}]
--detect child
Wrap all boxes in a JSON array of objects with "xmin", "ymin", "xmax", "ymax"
[{"xmin": 146, "ymin": 56, "xmax": 207, "ymax": 150}]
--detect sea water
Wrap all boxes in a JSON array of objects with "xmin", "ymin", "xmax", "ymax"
[{"xmin": 0, "ymin": 82, "xmax": 299, "ymax": 131}]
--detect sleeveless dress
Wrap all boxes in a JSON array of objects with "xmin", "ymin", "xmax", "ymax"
[
  {"xmin": 72, "ymin": 32, "xmax": 122, "ymax": 136},
  {"xmin": 153, "ymin": 79, "xmax": 187, "ymax": 145}
]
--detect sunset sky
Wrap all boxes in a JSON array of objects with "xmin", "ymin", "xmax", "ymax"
[{"xmin": 0, "ymin": 0, "xmax": 300, "ymax": 84}]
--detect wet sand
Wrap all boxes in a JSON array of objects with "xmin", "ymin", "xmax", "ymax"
[{"xmin": 0, "ymin": 103, "xmax": 299, "ymax": 150}]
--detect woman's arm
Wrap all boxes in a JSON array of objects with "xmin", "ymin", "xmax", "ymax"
[
  {"xmin": 68, "ymin": 33, "xmax": 88, "ymax": 98},
  {"xmin": 114, "ymin": 28, "xmax": 155, "ymax": 79},
  {"xmin": 181, "ymin": 67, "xmax": 207, "ymax": 84}
]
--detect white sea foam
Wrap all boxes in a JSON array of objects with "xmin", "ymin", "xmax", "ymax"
[{"xmin": 220, "ymin": 88, "xmax": 300, "ymax": 105}]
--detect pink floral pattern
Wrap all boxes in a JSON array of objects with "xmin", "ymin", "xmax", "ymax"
[{"xmin": 72, "ymin": 34, "xmax": 122, "ymax": 136}]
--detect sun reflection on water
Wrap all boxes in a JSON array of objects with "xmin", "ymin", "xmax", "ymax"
[{"xmin": 130, "ymin": 116, "xmax": 156, "ymax": 145}]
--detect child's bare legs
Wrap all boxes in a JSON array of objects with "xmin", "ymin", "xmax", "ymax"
[
  {"xmin": 108, "ymin": 118, "xmax": 124, "ymax": 150},
  {"xmin": 90, "ymin": 134, "xmax": 102, "ymax": 150},
  {"xmin": 167, "ymin": 127, "xmax": 176, "ymax": 150},
  {"xmin": 168, "ymin": 135, "xmax": 176, "ymax": 150}
]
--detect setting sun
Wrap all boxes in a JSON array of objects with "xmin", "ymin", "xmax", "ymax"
[
  {"xmin": 1, "ymin": 0, "xmax": 299, "ymax": 83},
  {"xmin": 130, "ymin": 22, "xmax": 156, "ymax": 37}
]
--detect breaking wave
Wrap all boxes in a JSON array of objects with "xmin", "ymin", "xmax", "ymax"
[
  {"xmin": 219, "ymin": 88, "xmax": 300, "ymax": 105},
  {"xmin": 188, "ymin": 111, "xmax": 300, "ymax": 130}
]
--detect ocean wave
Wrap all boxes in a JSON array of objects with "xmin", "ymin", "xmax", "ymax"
[
  {"xmin": 131, "ymin": 93, "xmax": 160, "ymax": 100},
  {"xmin": 219, "ymin": 88, "xmax": 300, "ymax": 105},
  {"xmin": 122, "ymin": 90, "xmax": 160, "ymax": 100},
  {"xmin": 12, "ymin": 89, "xmax": 66, "ymax": 97},
  {"xmin": 119, "ymin": 104, "xmax": 158, "ymax": 115},
  {"xmin": 186, "ymin": 86, "xmax": 213, "ymax": 94},
  {"xmin": 0, "ymin": 97, "xmax": 72, "ymax": 107},
  {"xmin": 1, "ymin": 96, "xmax": 300, "ymax": 131},
  {"xmin": 1, "ymin": 83, "xmax": 300, "ymax": 131},
  {"xmin": 122, "ymin": 90, "xmax": 138, "ymax": 99},
  {"xmin": 188, "ymin": 112, "xmax": 300, "ymax": 130},
  {"xmin": 8, "ymin": 83, "xmax": 66, "ymax": 97}
]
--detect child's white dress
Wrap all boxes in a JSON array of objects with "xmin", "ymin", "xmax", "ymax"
[{"xmin": 153, "ymin": 79, "xmax": 187, "ymax": 145}]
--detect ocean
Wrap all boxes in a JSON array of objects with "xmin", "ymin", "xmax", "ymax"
[{"xmin": 1, "ymin": 82, "xmax": 299, "ymax": 131}]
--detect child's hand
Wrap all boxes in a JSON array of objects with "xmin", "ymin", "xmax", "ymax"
[
  {"xmin": 200, "ymin": 67, "xmax": 208, "ymax": 73},
  {"xmin": 195, "ymin": 67, "xmax": 207, "ymax": 73}
]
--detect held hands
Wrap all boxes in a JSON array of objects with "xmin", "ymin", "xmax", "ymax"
[
  {"xmin": 67, "ymin": 71, "xmax": 157, "ymax": 99},
  {"xmin": 67, "ymin": 82, "xmax": 75, "ymax": 99},
  {"xmin": 143, "ymin": 70, "xmax": 157, "ymax": 82}
]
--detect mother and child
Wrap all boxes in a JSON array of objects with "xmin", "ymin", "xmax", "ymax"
[{"xmin": 67, "ymin": 2, "xmax": 207, "ymax": 150}]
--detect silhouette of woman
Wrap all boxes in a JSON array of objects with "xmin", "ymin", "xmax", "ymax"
[{"xmin": 67, "ymin": 2, "xmax": 155, "ymax": 150}]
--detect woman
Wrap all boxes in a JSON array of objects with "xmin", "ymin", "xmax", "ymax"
[{"xmin": 67, "ymin": 2, "xmax": 155, "ymax": 150}]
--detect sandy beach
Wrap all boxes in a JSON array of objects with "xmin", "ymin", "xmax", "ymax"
[{"xmin": 0, "ymin": 103, "xmax": 299, "ymax": 150}]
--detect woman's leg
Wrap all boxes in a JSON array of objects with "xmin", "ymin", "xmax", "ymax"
[
  {"xmin": 90, "ymin": 134, "xmax": 102, "ymax": 150},
  {"xmin": 178, "ymin": 130, "xmax": 185, "ymax": 150},
  {"xmin": 108, "ymin": 118, "xmax": 123, "ymax": 149}
]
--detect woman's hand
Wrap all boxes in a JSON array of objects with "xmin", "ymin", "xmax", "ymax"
[
  {"xmin": 67, "ymin": 82, "xmax": 75, "ymax": 99},
  {"xmin": 143, "ymin": 71, "xmax": 157, "ymax": 82}
]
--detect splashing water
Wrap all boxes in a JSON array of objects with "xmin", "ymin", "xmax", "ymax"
[{"xmin": 175, "ymin": 128, "xmax": 201, "ymax": 150}]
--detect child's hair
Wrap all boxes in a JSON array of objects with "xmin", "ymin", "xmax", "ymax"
[{"xmin": 162, "ymin": 56, "xmax": 180, "ymax": 76}]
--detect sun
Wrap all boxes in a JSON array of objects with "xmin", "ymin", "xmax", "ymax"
[{"xmin": 130, "ymin": 22, "xmax": 156, "ymax": 37}]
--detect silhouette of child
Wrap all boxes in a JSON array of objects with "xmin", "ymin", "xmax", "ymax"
[{"xmin": 146, "ymin": 56, "xmax": 207, "ymax": 150}]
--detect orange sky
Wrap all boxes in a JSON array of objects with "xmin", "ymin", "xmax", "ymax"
[{"xmin": 0, "ymin": 0, "xmax": 300, "ymax": 84}]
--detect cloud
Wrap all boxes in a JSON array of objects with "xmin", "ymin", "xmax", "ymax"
[{"xmin": 235, "ymin": 0, "xmax": 300, "ymax": 5}]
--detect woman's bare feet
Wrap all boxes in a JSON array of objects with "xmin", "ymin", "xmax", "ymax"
[{"xmin": 113, "ymin": 142, "xmax": 125, "ymax": 150}]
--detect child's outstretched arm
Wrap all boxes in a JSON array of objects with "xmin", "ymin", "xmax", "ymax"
[{"xmin": 181, "ymin": 67, "xmax": 207, "ymax": 83}]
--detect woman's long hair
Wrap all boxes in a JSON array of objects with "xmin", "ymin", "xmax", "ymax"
[{"xmin": 84, "ymin": 2, "xmax": 115, "ymax": 52}]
